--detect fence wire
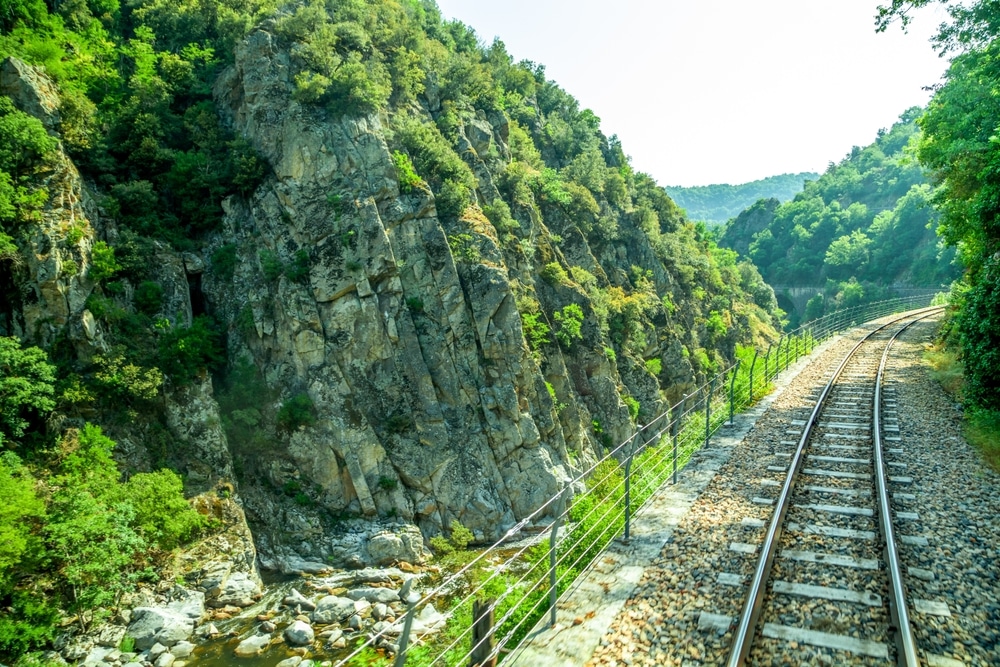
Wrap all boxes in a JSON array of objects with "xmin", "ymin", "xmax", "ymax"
[{"xmin": 331, "ymin": 293, "xmax": 938, "ymax": 667}]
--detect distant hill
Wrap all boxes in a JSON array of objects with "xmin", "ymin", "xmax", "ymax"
[
  {"xmin": 665, "ymin": 172, "xmax": 819, "ymax": 224},
  {"xmin": 716, "ymin": 108, "xmax": 960, "ymax": 327}
]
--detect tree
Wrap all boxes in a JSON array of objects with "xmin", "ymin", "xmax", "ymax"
[
  {"xmin": 553, "ymin": 304, "xmax": 584, "ymax": 349},
  {"xmin": 0, "ymin": 453, "xmax": 43, "ymax": 588},
  {"xmin": 0, "ymin": 98, "xmax": 56, "ymax": 178},
  {"xmin": 0, "ymin": 338, "xmax": 55, "ymax": 446},
  {"xmin": 876, "ymin": 0, "xmax": 1000, "ymax": 53}
]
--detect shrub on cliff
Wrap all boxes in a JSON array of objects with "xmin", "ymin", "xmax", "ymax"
[{"xmin": 0, "ymin": 337, "xmax": 55, "ymax": 448}]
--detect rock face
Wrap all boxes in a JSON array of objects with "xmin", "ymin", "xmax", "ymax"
[
  {"xmin": 189, "ymin": 20, "xmax": 776, "ymax": 557},
  {"xmin": 208, "ymin": 28, "xmax": 574, "ymax": 547},
  {"xmin": 0, "ymin": 58, "xmax": 103, "ymax": 353},
  {"xmin": 1, "ymin": 14, "xmax": 777, "ymax": 580}
]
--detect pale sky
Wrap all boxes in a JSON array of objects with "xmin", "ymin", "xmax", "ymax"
[{"xmin": 434, "ymin": 0, "xmax": 949, "ymax": 187}]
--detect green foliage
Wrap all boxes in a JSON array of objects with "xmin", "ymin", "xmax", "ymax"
[
  {"xmin": 377, "ymin": 475, "xmax": 398, "ymax": 491},
  {"xmin": 92, "ymin": 348, "xmax": 163, "ymax": 404},
  {"xmin": 0, "ymin": 591, "xmax": 59, "ymax": 662},
  {"xmin": 644, "ymin": 357, "xmax": 662, "ymax": 376},
  {"xmin": 623, "ymin": 395, "xmax": 640, "ymax": 422},
  {"xmin": 428, "ymin": 534, "xmax": 453, "ymax": 555},
  {"xmin": 210, "ymin": 243, "xmax": 238, "ymax": 281},
  {"xmin": 540, "ymin": 262, "xmax": 569, "ymax": 285},
  {"xmin": 0, "ymin": 97, "xmax": 56, "ymax": 178},
  {"xmin": 117, "ymin": 470, "xmax": 205, "ymax": 550},
  {"xmin": 553, "ymin": 303, "xmax": 584, "ymax": 349},
  {"xmin": 88, "ymin": 241, "xmax": 119, "ymax": 282},
  {"xmin": 910, "ymin": 33, "xmax": 1000, "ymax": 410},
  {"xmin": 448, "ymin": 520, "xmax": 473, "ymax": 550},
  {"xmin": 259, "ymin": 249, "xmax": 283, "ymax": 282},
  {"xmin": 44, "ymin": 425, "xmax": 138, "ymax": 626},
  {"xmin": 133, "ymin": 281, "xmax": 163, "ymax": 316},
  {"xmin": 395, "ymin": 116, "xmax": 475, "ymax": 221},
  {"xmin": 520, "ymin": 312, "xmax": 550, "ymax": 351},
  {"xmin": 958, "ymin": 256, "xmax": 1000, "ymax": 410},
  {"xmin": 545, "ymin": 381, "xmax": 565, "ymax": 413},
  {"xmin": 405, "ymin": 296, "xmax": 424, "ymax": 313},
  {"xmin": 217, "ymin": 359, "xmax": 274, "ymax": 455},
  {"xmin": 430, "ymin": 520, "xmax": 473, "ymax": 556},
  {"xmin": 705, "ymin": 311, "xmax": 727, "ymax": 339},
  {"xmin": 277, "ymin": 392, "xmax": 316, "ymax": 431},
  {"xmin": 391, "ymin": 150, "xmax": 423, "ymax": 193},
  {"xmin": 284, "ymin": 249, "xmax": 310, "ymax": 283},
  {"xmin": 723, "ymin": 110, "xmax": 958, "ymax": 290},
  {"xmin": 156, "ymin": 316, "xmax": 223, "ymax": 386},
  {"xmin": 447, "ymin": 232, "xmax": 480, "ymax": 263},
  {"xmin": 0, "ymin": 453, "xmax": 44, "ymax": 587},
  {"xmin": 0, "ymin": 337, "xmax": 55, "ymax": 445}
]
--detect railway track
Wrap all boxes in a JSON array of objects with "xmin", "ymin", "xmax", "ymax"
[{"xmin": 705, "ymin": 307, "xmax": 945, "ymax": 666}]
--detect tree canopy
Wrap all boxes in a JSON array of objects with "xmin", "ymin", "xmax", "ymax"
[{"xmin": 718, "ymin": 109, "xmax": 959, "ymax": 291}]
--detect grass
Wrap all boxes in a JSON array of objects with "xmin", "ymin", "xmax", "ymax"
[
  {"xmin": 924, "ymin": 340, "xmax": 1000, "ymax": 471},
  {"xmin": 966, "ymin": 408, "xmax": 1000, "ymax": 470}
]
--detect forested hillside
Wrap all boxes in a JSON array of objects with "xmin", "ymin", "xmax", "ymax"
[
  {"xmin": 664, "ymin": 172, "xmax": 817, "ymax": 225},
  {"xmin": 877, "ymin": 0, "xmax": 1000, "ymax": 415},
  {"xmin": 719, "ymin": 109, "xmax": 960, "ymax": 318},
  {"xmin": 0, "ymin": 0, "xmax": 781, "ymax": 660}
]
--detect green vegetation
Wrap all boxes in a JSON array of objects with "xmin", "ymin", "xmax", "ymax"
[
  {"xmin": 720, "ymin": 111, "xmax": 959, "ymax": 299},
  {"xmin": 277, "ymin": 392, "xmax": 316, "ymax": 431},
  {"xmin": 0, "ymin": 341, "xmax": 205, "ymax": 660},
  {"xmin": 877, "ymin": 0, "xmax": 1000, "ymax": 416},
  {"xmin": 552, "ymin": 303, "xmax": 584, "ymax": 349},
  {"xmin": 925, "ymin": 323, "xmax": 1000, "ymax": 470},
  {"xmin": 428, "ymin": 520, "xmax": 474, "ymax": 556},
  {"xmin": 664, "ymin": 172, "xmax": 818, "ymax": 225},
  {"xmin": 0, "ymin": 0, "xmax": 794, "ymax": 659},
  {"xmin": 0, "ymin": 337, "xmax": 55, "ymax": 447},
  {"xmin": 392, "ymin": 150, "xmax": 424, "ymax": 193},
  {"xmin": 0, "ymin": 97, "xmax": 54, "ymax": 248}
]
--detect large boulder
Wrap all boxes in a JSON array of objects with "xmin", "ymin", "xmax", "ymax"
[
  {"xmin": 345, "ymin": 587, "xmax": 399, "ymax": 604},
  {"xmin": 212, "ymin": 571, "xmax": 260, "ymax": 607},
  {"xmin": 0, "ymin": 57, "xmax": 61, "ymax": 130},
  {"xmin": 125, "ymin": 590, "xmax": 204, "ymax": 650},
  {"xmin": 283, "ymin": 620, "xmax": 315, "ymax": 646},
  {"xmin": 125, "ymin": 609, "xmax": 195, "ymax": 651},
  {"xmin": 233, "ymin": 633, "xmax": 271, "ymax": 658},
  {"xmin": 366, "ymin": 527, "xmax": 429, "ymax": 566},
  {"xmin": 311, "ymin": 596, "xmax": 356, "ymax": 624}
]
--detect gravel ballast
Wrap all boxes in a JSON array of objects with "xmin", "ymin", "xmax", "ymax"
[{"xmin": 575, "ymin": 316, "xmax": 1000, "ymax": 667}]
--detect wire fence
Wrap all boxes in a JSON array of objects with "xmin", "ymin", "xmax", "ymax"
[{"xmin": 332, "ymin": 292, "xmax": 940, "ymax": 667}]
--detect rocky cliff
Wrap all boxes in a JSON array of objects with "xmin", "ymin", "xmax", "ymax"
[{"xmin": 0, "ymin": 5, "xmax": 779, "ymax": 578}]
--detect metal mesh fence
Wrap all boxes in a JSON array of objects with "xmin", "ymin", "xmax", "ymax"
[{"xmin": 331, "ymin": 292, "xmax": 939, "ymax": 666}]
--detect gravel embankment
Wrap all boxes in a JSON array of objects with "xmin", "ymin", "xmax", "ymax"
[{"xmin": 585, "ymin": 318, "xmax": 1000, "ymax": 667}]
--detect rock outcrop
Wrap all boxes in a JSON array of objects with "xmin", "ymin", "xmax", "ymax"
[{"xmin": 206, "ymin": 29, "xmax": 574, "ymax": 548}]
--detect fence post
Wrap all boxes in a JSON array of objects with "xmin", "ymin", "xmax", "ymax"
[
  {"xmin": 548, "ymin": 486, "xmax": 568, "ymax": 628},
  {"xmin": 729, "ymin": 359, "xmax": 740, "ymax": 425},
  {"xmin": 671, "ymin": 400, "xmax": 682, "ymax": 485},
  {"xmin": 470, "ymin": 598, "xmax": 497, "ymax": 667},
  {"xmin": 705, "ymin": 377, "xmax": 714, "ymax": 445},
  {"xmin": 764, "ymin": 343, "xmax": 772, "ymax": 384},
  {"xmin": 749, "ymin": 349, "xmax": 759, "ymax": 402},
  {"xmin": 784, "ymin": 335, "xmax": 792, "ymax": 371},
  {"xmin": 623, "ymin": 454, "xmax": 633, "ymax": 543},
  {"xmin": 393, "ymin": 577, "xmax": 418, "ymax": 667}
]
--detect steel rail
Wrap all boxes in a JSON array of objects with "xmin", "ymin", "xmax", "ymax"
[
  {"xmin": 875, "ymin": 309, "xmax": 940, "ymax": 666},
  {"xmin": 725, "ymin": 306, "xmax": 943, "ymax": 666}
]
